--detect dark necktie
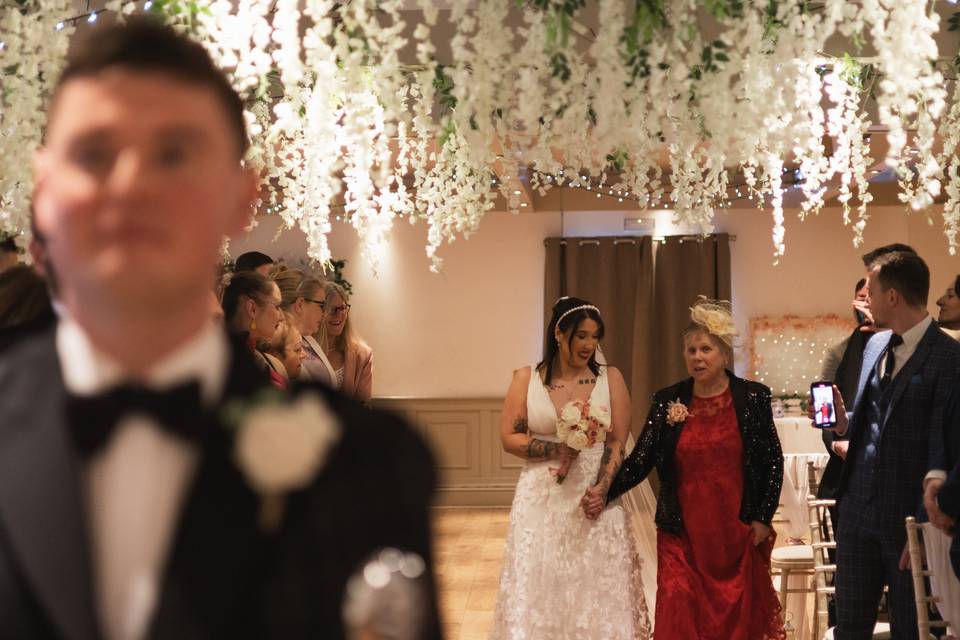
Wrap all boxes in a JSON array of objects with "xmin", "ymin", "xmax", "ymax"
[
  {"xmin": 65, "ymin": 380, "xmax": 208, "ymax": 458},
  {"xmin": 879, "ymin": 333, "xmax": 904, "ymax": 391}
]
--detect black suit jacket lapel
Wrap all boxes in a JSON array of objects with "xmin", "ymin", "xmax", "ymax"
[
  {"xmin": 149, "ymin": 340, "xmax": 271, "ymax": 640},
  {"xmin": 882, "ymin": 324, "xmax": 936, "ymax": 430},
  {"xmin": 0, "ymin": 335, "xmax": 100, "ymax": 640}
]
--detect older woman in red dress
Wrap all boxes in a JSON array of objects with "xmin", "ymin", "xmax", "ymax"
[{"xmin": 584, "ymin": 299, "xmax": 785, "ymax": 640}]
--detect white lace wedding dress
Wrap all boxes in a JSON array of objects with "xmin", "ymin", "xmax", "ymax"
[{"xmin": 490, "ymin": 366, "xmax": 651, "ymax": 640}]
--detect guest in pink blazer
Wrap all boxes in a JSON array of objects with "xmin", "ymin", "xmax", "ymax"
[{"xmin": 317, "ymin": 283, "xmax": 372, "ymax": 404}]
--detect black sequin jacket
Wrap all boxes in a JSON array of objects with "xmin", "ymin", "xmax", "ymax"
[{"xmin": 606, "ymin": 371, "xmax": 784, "ymax": 535}]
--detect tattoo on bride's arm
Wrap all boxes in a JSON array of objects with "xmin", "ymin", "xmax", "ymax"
[
  {"xmin": 526, "ymin": 438, "xmax": 558, "ymax": 460},
  {"xmin": 594, "ymin": 443, "xmax": 624, "ymax": 490},
  {"xmin": 512, "ymin": 417, "xmax": 529, "ymax": 434}
]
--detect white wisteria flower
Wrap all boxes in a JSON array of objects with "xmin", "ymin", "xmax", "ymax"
[{"xmin": 5, "ymin": 0, "xmax": 960, "ymax": 268}]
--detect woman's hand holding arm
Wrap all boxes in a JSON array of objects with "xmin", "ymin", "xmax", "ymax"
[{"xmin": 582, "ymin": 368, "xmax": 630, "ymax": 519}]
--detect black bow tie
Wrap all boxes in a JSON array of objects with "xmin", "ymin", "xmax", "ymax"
[{"xmin": 65, "ymin": 380, "xmax": 210, "ymax": 458}]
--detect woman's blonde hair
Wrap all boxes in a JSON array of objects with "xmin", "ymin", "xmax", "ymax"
[
  {"xmin": 319, "ymin": 282, "xmax": 366, "ymax": 353},
  {"xmin": 270, "ymin": 265, "xmax": 325, "ymax": 310},
  {"xmin": 682, "ymin": 297, "xmax": 738, "ymax": 357}
]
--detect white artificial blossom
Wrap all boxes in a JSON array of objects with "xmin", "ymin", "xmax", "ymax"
[
  {"xmin": 2, "ymin": 0, "xmax": 960, "ymax": 268},
  {"xmin": 0, "ymin": 1, "xmax": 73, "ymax": 249}
]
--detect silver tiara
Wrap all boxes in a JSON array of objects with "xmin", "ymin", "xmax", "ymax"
[{"xmin": 557, "ymin": 304, "xmax": 601, "ymax": 326}]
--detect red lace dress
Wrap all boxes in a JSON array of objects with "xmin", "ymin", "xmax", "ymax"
[{"xmin": 653, "ymin": 389, "xmax": 784, "ymax": 640}]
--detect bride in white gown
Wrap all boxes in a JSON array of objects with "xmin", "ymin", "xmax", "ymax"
[{"xmin": 490, "ymin": 297, "xmax": 651, "ymax": 640}]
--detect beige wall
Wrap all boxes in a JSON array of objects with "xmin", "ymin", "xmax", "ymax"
[{"xmin": 229, "ymin": 206, "xmax": 958, "ymax": 397}]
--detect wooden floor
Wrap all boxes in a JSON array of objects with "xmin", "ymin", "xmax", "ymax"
[
  {"xmin": 433, "ymin": 500, "xmax": 809, "ymax": 640},
  {"xmin": 433, "ymin": 487, "xmax": 661, "ymax": 640},
  {"xmin": 433, "ymin": 508, "xmax": 511, "ymax": 640}
]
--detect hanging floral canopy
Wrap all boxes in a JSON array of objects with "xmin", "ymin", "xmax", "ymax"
[{"xmin": 2, "ymin": 0, "xmax": 959, "ymax": 272}]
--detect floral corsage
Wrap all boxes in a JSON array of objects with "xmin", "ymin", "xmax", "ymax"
[{"xmin": 666, "ymin": 399, "xmax": 691, "ymax": 426}]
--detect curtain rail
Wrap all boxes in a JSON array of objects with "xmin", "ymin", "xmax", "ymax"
[{"xmin": 549, "ymin": 234, "xmax": 736, "ymax": 246}]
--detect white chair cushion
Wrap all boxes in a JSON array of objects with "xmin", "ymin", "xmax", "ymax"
[{"xmin": 772, "ymin": 544, "xmax": 814, "ymax": 564}]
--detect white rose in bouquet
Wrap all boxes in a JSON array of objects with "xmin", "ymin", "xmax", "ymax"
[
  {"xmin": 567, "ymin": 430, "xmax": 590, "ymax": 451},
  {"xmin": 559, "ymin": 402, "xmax": 582, "ymax": 426},
  {"xmin": 588, "ymin": 403, "xmax": 611, "ymax": 429}
]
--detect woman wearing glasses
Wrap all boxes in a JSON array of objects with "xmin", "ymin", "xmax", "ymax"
[
  {"xmin": 271, "ymin": 266, "xmax": 334, "ymax": 384},
  {"xmin": 318, "ymin": 282, "xmax": 373, "ymax": 404}
]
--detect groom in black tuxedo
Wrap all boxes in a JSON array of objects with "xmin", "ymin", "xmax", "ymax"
[{"xmin": 0, "ymin": 19, "xmax": 440, "ymax": 640}]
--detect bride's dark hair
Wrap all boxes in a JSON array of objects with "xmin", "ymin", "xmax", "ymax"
[{"xmin": 537, "ymin": 296, "xmax": 605, "ymax": 385}]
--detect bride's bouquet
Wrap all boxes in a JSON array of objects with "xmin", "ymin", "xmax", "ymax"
[{"xmin": 551, "ymin": 400, "xmax": 612, "ymax": 483}]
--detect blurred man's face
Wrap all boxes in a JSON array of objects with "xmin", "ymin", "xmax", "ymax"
[{"xmin": 32, "ymin": 69, "xmax": 256, "ymax": 313}]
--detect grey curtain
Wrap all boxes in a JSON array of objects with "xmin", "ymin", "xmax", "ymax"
[{"xmin": 544, "ymin": 234, "xmax": 731, "ymax": 437}]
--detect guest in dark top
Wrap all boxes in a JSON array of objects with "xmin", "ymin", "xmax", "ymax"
[
  {"xmin": 818, "ymin": 278, "xmax": 877, "ymax": 510},
  {"xmin": 221, "ymin": 270, "xmax": 285, "ymax": 387},
  {"xmin": 0, "ymin": 265, "xmax": 55, "ymax": 353}
]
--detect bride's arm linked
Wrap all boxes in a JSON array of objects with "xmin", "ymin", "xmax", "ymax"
[
  {"xmin": 500, "ymin": 367, "xmax": 579, "ymax": 465},
  {"xmin": 584, "ymin": 389, "xmax": 666, "ymax": 519},
  {"xmin": 581, "ymin": 368, "xmax": 631, "ymax": 516}
]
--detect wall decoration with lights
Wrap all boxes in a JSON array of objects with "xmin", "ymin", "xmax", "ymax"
[{"xmin": 749, "ymin": 314, "xmax": 854, "ymax": 402}]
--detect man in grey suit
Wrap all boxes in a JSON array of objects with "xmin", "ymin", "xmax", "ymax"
[{"xmin": 823, "ymin": 250, "xmax": 960, "ymax": 639}]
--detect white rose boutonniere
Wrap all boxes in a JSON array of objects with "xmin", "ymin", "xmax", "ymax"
[
  {"xmin": 666, "ymin": 399, "xmax": 691, "ymax": 426},
  {"xmin": 227, "ymin": 390, "xmax": 341, "ymax": 531}
]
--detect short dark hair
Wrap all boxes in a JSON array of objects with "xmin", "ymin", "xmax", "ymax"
[
  {"xmin": 0, "ymin": 266, "xmax": 52, "ymax": 330},
  {"xmin": 871, "ymin": 251, "xmax": 930, "ymax": 307},
  {"xmin": 861, "ymin": 243, "xmax": 916, "ymax": 267},
  {"xmin": 51, "ymin": 18, "xmax": 248, "ymax": 156},
  {"xmin": 235, "ymin": 251, "xmax": 274, "ymax": 273}
]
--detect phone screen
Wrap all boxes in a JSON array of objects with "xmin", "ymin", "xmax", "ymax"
[{"xmin": 811, "ymin": 383, "xmax": 836, "ymax": 428}]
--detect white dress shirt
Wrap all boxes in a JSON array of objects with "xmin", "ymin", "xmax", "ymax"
[
  {"xmin": 882, "ymin": 314, "xmax": 932, "ymax": 381},
  {"xmin": 57, "ymin": 319, "xmax": 229, "ymax": 640}
]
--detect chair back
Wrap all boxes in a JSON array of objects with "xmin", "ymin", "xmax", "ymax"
[
  {"xmin": 905, "ymin": 516, "xmax": 951, "ymax": 637},
  {"xmin": 808, "ymin": 461, "xmax": 836, "ymax": 640}
]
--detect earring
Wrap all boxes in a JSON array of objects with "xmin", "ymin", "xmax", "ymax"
[{"xmin": 250, "ymin": 321, "xmax": 256, "ymax": 332}]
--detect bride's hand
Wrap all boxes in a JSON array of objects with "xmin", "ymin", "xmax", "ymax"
[
  {"xmin": 581, "ymin": 484, "xmax": 606, "ymax": 520},
  {"xmin": 549, "ymin": 444, "xmax": 579, "ymax": 484}
]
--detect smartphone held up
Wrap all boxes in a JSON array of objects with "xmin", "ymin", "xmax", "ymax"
[{"xmin": 810, "ymin": 382, "xmax": 837, "ymax": 429}]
